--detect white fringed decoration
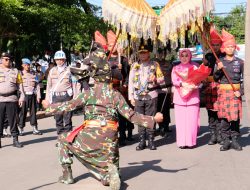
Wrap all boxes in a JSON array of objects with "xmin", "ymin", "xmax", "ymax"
[
  {"xmin": 159, "ymin": 0, "xmax": 215, "ymax": 47},
  {"xmin": 102, "ymin": 0, "xmax": 158, "ymax": 41}
]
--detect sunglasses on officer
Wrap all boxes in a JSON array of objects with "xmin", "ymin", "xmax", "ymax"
[{"xmin": 1, "ymin": 57, "xmax": 10, "ymax": 61}]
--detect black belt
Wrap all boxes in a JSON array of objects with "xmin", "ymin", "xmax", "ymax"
[{"xmin": 0, "ymin": 91, "xmax": 17, "ymax": 97}]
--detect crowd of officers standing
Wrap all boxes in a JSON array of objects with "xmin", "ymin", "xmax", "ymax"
[
  {"xmin": 0, "ymin": 30, "xmax": 244, "ymax": 152},
  {"xmin": 0, "ymin": 45, "xmax": 173, "ymax": 150}
]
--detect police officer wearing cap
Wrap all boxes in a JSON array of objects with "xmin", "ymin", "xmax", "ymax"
[
  {"xmin": 128, "ymin": 45, "xmax": 165, "ymax": 150},
  {"xmin": 0, "ymin": 52, "xmax": 25, "ymax": 148},
  {"xmin": 19, "ymin": 58, "xmax": 42, "ymax": 135},
  {"xmin": 45, "ymin": 50, "xmax": 75, "ymax": 135}
]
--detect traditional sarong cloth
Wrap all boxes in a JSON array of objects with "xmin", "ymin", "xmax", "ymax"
[
  {"xmin": 214, "ymin": 84, "xmax": 242, "ymax": 121},
  {"xmin": 204, "ymin": 76, "xmax": 219, "ymax": 110}
]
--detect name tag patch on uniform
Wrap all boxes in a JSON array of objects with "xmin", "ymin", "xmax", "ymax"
[{"xmin": 233, "ymin": 61, "xmax": 239, "ymax": 66}]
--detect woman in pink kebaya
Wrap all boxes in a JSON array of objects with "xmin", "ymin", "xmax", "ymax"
[{"xmin": 171, "ymin": 49, "xmax": 200, "ymax": 149}]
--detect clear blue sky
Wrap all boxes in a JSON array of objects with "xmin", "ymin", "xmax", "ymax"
[{"xmin": 86, "ymin": 0, "xmax": 247, "ymax": 14}]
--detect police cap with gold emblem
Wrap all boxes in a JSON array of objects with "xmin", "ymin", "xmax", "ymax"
[{"xmin": 138, "ymin": 44, "xmax": 150, "ymax": 53}]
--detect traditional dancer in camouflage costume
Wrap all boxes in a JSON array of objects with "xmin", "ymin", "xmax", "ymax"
[{"xmin": 43, "ymin": 43, "xmax": 163, "ymax": 190}]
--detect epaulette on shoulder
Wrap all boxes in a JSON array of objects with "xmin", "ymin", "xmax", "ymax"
[
  {"xmin": 50, "ymin": 67, "xmax": 57, "ymax": 74},
  {"xmin": 11, "ymin": 68, "xmax": 19, "ymax": 73}
]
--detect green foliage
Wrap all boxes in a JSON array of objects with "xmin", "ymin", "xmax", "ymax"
[
  {"xmin": 0, "ymin": 0, "xmax": 109, "ymax": 60},
  {"xmin": 212, "ymin": 5, "xmax": 246, "ymax": 44}
]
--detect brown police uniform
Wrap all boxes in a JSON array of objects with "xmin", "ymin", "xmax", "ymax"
[
  {"xmin": 19, "ymin": 70, "xmax": 41, "ymax": 135},
  {"xmin": 0, "ymin": 62, "xmax": 25, "ymax": 148},
  {"xmin": 45, "ymin": 66, "xmax": 74, "ymax": 135}
]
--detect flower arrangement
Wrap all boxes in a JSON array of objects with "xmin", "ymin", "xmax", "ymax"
[{"xmin": 132, "ymin": 62, "xmax": 158, "ymax": 95}]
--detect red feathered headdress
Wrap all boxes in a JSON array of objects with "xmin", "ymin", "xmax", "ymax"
[
  {"xmin": 94, "ymin": 31, "xmax": 108, "ymax": 51},
  {"xmin": 220, "ymin": 29, "xmax": 240, "ymax": 52},
  {"xmin": 107, "ymin": 30, "xmax": 116, "ymax": 46},
  {"xmin": 210, "ymin": 27, "xmax": 222, "ymax": 44}
]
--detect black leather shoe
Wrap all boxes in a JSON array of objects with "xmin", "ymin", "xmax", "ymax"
[
  {"xmin": 179, "ymin": 146, "xmax": 186, "ymax": 149},
  {"xmin": 208, "ymin": 130, "xmax": 217, "ymax": 145},
  {"xmin": 148, "ymin": 137, "xmax": 157, "ymax": 150},
  {"xmin": 19, "ymin": 128, "xmax": 24, "ymax": 136},
  {"xmin": 32, "ymin": 126, "xmax": 43, "ymax": 135},
  {"xmin": 136, "ymin": 134, "xmax": 146, "ymax": 151},
  {"xmin": 136, "ymin": 142, "xmax": 146, "ymax": 151},
  {"xmin": 220, "ymin": 139, "xmax": 230, "ymax": 151},
  {"xmin": 217, "ymin": 134, "xmax": 223, "ymax": 144},
  {"xmin": 231, "ymin": 136, "xmax": 242, "ymax": 151},
  {"xmin": 13, "ymin": 137, "xmax": 23, "ymax": 148}
]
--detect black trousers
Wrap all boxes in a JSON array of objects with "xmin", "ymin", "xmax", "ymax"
[
  {"xmin": 52, "ymin": 94, "xmax": 73, "ymax": 135},
  {"xmin": 0, "ymin": 102, "xmax": 19, "ymax": 137},
  {"xmin": 221, "ymin": 118, "xmax": 240, "ymax": 139},
  {"xmin": 118, "ymin": 112, "xmax": 134, "ymax": 140},
  {"xmin": 19, "ymin": 94, "xmax": 37, "ymax": 128},
  {"xmin": 207, "ymin": 110, "xmax": 220, "ymax": 131},
  {"xmin": 38, "ymin": 87, "xmax": 45, "ymax": 110},
  {"xmin": 135, "ymin": 98, "xmax": 158, "ymax": 136},
  {"xmin": 157, "ymin": 93, "xmax": 171, "ymax": 129},
  {"xmin": 3, "ymin": 113, "xmax": 8, "ymax": 129}
]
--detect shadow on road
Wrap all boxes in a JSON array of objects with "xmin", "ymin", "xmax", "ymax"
[
  {"xmin": 197, "ymin": 126, "xmax": 210, "ymax": 148},
  {"xmin": 73, "ymin": 172, "xmax": 129, "ymax": 190},
  {"xmin": 27, "ymin": 182, "xmax": 57, "ymax": 190},
  {"xmin": 238, "ymin": 126, "xmax": 250, "ymax": 147},
  {"xmin": 154, "ymin": 125, "xmax": 176, "ymax": 148},
  {"xmin": 22, "ymin": 136, "xmax": 57, "ymax": 146},
  {"xmin": 121, "ymin": 159, "xmax": 188, "ymax": 182},
  {"xmin": 120, "ymin": 125, "xmax": 176, "ymax": 149},
  {"xmin": 154, "ymin": 125, "xmax": 211, "ymax": 149},
  {"xmin": 74, "ymin": 172, "xmax": 92, "ymax": 182}
]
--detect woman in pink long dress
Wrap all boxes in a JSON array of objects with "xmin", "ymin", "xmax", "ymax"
[{"xmin": 171, "ymin": 49, "xmax": 200, "ymax": 149}]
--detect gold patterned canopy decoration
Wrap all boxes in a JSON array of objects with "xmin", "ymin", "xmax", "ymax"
[
  {"xmin": 159, "ymin": 0, "xmax": 215, "ymax": 48},
  {"xmin": 102, "ymin": 0, "xmax": 158, "ymax": 41}
]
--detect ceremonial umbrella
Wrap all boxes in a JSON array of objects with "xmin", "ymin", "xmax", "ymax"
[
  {"xmin": 102, "ymin": 0, "xmax": 158, "ymax": 40},
  {"xmin": 158, "ymin": 0, "xmax": 215, "ymax": 47}
]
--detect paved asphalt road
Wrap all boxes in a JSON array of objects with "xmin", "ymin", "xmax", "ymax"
[{"xmin": 0, "ymin": 103, "xmax": 250, "ymax": 190}]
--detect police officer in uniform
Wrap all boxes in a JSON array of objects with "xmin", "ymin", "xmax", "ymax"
[
  {"xmin": 19, "ymin": 58, "xmax": 42, "ymax": 135},
  {"xmin": 45, "ymin": 50, "xmax": 75, "ymax": 135},
  {"xmin": 129, "ymin": 45, "xmax": 165, "ymax": 150},
  {"xmin": 0, "ymin": 52, "xmax": 24, "ymax": 148}
]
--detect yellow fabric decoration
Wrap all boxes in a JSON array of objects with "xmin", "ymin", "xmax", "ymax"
[{"xmin": 17, "ymin": 73, "xmax": 23, "ymax": 84}]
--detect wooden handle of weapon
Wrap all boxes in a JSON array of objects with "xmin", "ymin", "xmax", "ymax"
[
  {"xmin": 107, "ymin": 29, "xmax": 122, "ymax": 61},
  {"xmin": 196, "ymin": 22, "xmax": 236, "ymax": 92}
]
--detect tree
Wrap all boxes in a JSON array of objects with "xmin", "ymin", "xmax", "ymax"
[
  {"xmin": 0, "ymin": 0, "xmax": 110, "ymax": 64},
  {"xmin": 212, "ymin": 5, "xmax": 246, "ymax": 44}
]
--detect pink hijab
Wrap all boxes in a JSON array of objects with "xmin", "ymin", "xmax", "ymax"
[{"xmin": 179, "ymin": 49, "xmax": 192, "ymax": 63}]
